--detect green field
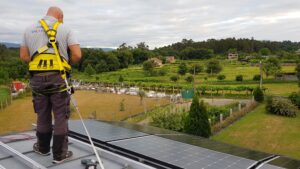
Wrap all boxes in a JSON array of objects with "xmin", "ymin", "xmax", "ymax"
[
  {"xmin": 212, "ymin": 104, "xmax": 300, "ymax": 160},
  {"xmin": 74, "ymin": 60, "xmax": 298, "ymax": 96}
]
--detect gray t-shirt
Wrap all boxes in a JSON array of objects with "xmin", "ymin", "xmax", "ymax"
[{"xmin": 21, "ymin": 16, "xmax": 79, "ymax": 61}]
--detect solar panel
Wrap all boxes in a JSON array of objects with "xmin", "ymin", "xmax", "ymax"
[
  {"xmin": 110, "ymin": 135, "xmax": 284, "ymax": 169},
  {"xmin": 69, "ymin": 120, "xmax": 148, "ymax": 142}
]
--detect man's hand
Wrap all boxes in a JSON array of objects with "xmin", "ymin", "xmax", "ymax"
[
  {"xmin": 20, "ymin": 46, "xmax": 30, "ymax": 62},
  {"xmin": 68, "ymin": 44, "xmax": 81, "ymax": 64}
]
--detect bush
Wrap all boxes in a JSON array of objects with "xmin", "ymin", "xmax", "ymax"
[
  {"xmin": 253, "ymin": 87, "xmax": 264, "ymax": 102},
  {"xmin": 288, "ymin": 92, "xmax": 300, "ymax": 109},
  {"xmin": 206, "ymin": 59, "xmax": 222, "ymax": 74},
  {"xmin": 236, "ymin": 75, "xmax": 243, "ymax": 81},
  {"xmin": 158, "ymin": 68, "xmax": 167, "ymax": 76},
  {"xmin": 253, "ymin": 74, "xmax": 261, "ymax": 81},
  {"xmin": 178, "ymin": 62, "xmax": 188, "ymax": 75},
  {"xmin": 185, "ymin": 75, "xmax": 194, "ymax": 83},
  {"xmin": 266, "ymin": 97, "xmax": 298, "ymax": 117},
  {"xmin": 217, "ymin": 75, "xmax": 226, "ymax": 80},
  {"xmin": 189, "ymin": 64, "xmax": 203, "ymax": 74},
  {"xmin": 151, "ymin": 111, "xmax": 187, "ymax": 132}
]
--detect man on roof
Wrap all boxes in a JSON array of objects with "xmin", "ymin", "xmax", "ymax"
[{"xmin": 20, "ymin": 6, "xmax": 81, "ymax": 164}]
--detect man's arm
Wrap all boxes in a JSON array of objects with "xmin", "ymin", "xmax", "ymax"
[
  {"xmin": 68, "ymin": 44, "xmax": 81, "ymax": 64},
  {"xmin": 20, "ymin": 46, "xmax": 31, "ymax": 63}
]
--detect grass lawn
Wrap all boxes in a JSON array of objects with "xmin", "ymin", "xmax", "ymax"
[
  {"xmin": 212, "ymin": 104, "xmax": 300, "ymax": 160},
  {"xmin": 0, "ymin": 91, "xmax": 168, "ymax": 135}
]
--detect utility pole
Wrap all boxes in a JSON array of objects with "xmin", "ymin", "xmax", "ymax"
[
  {"xmin": 260, "ymin": 60, "xmax": 263, "ymax": 89},
  {"xmin": 193, "ymin": 65, "xmax": 195, "ymax": 93}
]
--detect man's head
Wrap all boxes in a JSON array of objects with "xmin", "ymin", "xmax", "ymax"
[{"xmin": 46, "ymin": 6, "xmax": 64, "ymax": 22}]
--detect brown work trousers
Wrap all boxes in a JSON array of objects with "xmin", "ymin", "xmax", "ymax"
[{"xmin": 30, "ymin": 74, "xmax": 70, "ymax": 159}]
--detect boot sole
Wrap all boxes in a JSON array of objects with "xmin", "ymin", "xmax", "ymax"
[
  {"xmin": 52, "ymin": 156, "xmax": 72, "ymax": 164},
  {"xmin": 33, "ymin": 150, "xmax": 51, "ymax": 156}
]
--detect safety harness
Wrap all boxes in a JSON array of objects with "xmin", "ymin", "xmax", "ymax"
[
  {"xmin": 29, "ymin": 19, "xmax": 71, "ymax": 80},
  {"xmin": 30, "ymin": 19, "xmax": 73, "ymax": 95}
]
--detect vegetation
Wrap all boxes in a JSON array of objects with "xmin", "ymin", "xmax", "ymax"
[
  {"xmin": 184, "ymin": 96, "xmax": 211, "ymax": 138},
  {"xmin": 189, "ymin": 63, "xmax": 203, "ymax": 74},
  {"xmin": 235, "ymin": 75, "xmax": 243, "ymax": 82},
  {"xmin": 253, "ymin": 87, "xmax": 264, "ymax": 102},
  {"xmin": 253, "ymin": 74, "xmax": 261, "ymax": 81},
  {"xmin": 266, "ymin": 97, "xmax": 298, "ymax": 117},
  {"xmin": 217, "ymin": 74, "xmax": 226, "ymax": 81},
  {"xmin": 178, "ymin": 62, "xmax": 188, "ymax": 75},
  {"xmin": 263, "ymin": 57, "xmax": 281, "ymax": 78},
  {"xmin": 143, "ymin": 60, "xmax": 156, "ymax": 75},
  {"xmin": 206, "ymin": 59, "xmax": 222, "ymax": 74},
  {"xmin": 288, "ymin": 92, "xmax": 300, "ymax": 108},
  {"xmin": 213, "ymin": 104, "xmax": 300, "ymax": 159},
  {"xmin": 296, "ymin": 62, "xmax": 300, "ymax": 87}
]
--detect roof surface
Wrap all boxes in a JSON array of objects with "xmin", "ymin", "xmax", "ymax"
[{"xmin": 0, "ymin": 120, "xmax": 299, "ymax": 169}]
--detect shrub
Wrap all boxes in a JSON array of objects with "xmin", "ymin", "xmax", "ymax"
[
  {"xmin": 151, "ymin": 111, "xmax": 187, "ymax": 132},
  {"xmin": 189, "ymin": 64, "xmax": 203, "ymax": 74},
  {"xmin": 253, "ymin": 87, "xmax": 264, "ymax": 102},
  {"xmin": 170, "ymin": 75, "xmax": 179, "ymax": 82},
  {"xmin": 236, "ymin": 75, "xmax": 243, "ymax": 81},
  {"xmin": 206, "ymin": 59, "xmax": 222, "ymax": 74},
  {"xmin": 185, "ymin": 75, "xmax": 194, "ymax": 83},
  {"xmin": 158, "ymin": 68, "xmax": 167, "ymax": 76},
  {"xmin": 217, "ymin": 75, "xmax": 226, "ymax": 80},
  {"xmin": 288, "ymin": 92, "xmax": 300, "ymax": 109},
  {"xmin": 253, "ymin": 74, "xmax": 261, "ymax": 81},
  {"xmin": 266, "ymin": 97, "xmax": 298, "ymax": 117},
  {"xmin": 184, "ymin": 96, "xmax": 211, "ymax": 138},
  {"xmin": 178, "ymin": 62, "xmax": 188, "ymax": 75}
]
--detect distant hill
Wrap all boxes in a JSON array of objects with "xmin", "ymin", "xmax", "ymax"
[
  {"xmin": 0, "ymin": 42, "xmax": 115, "ymax": 51},
  {"xmin": 0, "ymin": 42, "xmax": 20, "ymax": 48}
]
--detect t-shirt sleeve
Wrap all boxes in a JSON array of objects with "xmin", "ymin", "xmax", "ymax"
[
  {"xmin": 20, "ymin": 32, "xmax": 27, "ymax": 47},
  {"xmin": 67, "ymin": 30, "xmax": 79, "ymax": 46}
]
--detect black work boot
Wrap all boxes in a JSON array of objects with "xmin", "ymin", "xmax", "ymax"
[
  {"xmin": 34, "ymin": 131, "xmax": 52, "ymax": 156},
  {"xmin": 52, "ymin": 134, "xmax": 73, "ymax": 164}
]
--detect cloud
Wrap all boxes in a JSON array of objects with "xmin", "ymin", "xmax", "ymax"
[{"xmin": 0, "ymin": 0, "xmax": 299, "ymax": 48}]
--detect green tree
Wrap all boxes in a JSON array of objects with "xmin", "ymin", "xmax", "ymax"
[
  {"xmin": 85, "ymin": 64, "xmax": 96, "ymax": 75},
  {"xmin": 95, "ymin": 60, "xmax": 109, "ymax": 73},
  {"xmin": 0, "ymin": 69, "xmax": 9, "ymax": 84},
  {"xmin": 263, "ymin": 57, "xmax": 281, "ymax": 78},
  {"xmin": 217, "ymin": 74, "xmax": 226, "ymax": 80},
  {"xmin": 184, "ymin": 96, "xmax": 211, "ymax": 138},
  {"xmin": 138, "ymin": 90, "xmax": 146, "ymax": 105},
  {"xmin": 185, "ymin": 75, "xmax": 194, "ymax": 83},
  {"xmin": 178, "ymin": 62, "xmax": 188, "ymax": 75},
  {"xmin": 206, "ymin": 59, "xmax": 222, "ymax": 74},
  {"xmin": 118, "ymin": 75, "xmax": 124, "ymax": 83},
  {"xmin": 189, "ymin": 64, "xmax": 203, "ymax": 74},
  {"xmin": 235, "ymin": 75, "xmax": 243, "ymax": 81},
  {"xmin": 253, "ymin": 86, "xmax": 264, "ymax": 102},
  {"xmin": 143, "ymin": 60, "xmax": 155, "ymax": 75},
  {"xmin": 259, "ymin": 48, "xmax": 271, "ymax": 56},
  {"xmin": 170, "ymin": 75, "xmax": 179, "ymax": 83}
]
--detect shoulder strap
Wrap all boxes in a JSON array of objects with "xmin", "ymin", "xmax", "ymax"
[
  {"xmin": 39, "ymin": 19, "xmax": 60, "ymax": 43},
  {"xmin": 39, "ymin": 19, "xmax": 67, "ymax": 79}
]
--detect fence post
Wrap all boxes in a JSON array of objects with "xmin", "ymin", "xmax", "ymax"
[
  {"xmin": 220, "ymin": 114, "xmax": 223, "ymax": 122},
  {"xmin": 0, "ymin": 101, "xmax": 2, "ymax": 111},
  {"xmin": 230, "ymin": 108, "xmax": 233, "ymax": 116},
  {"xmin": 5, "ymin": 99, "xmax": 8, "ymax": 107},
  {"xmin": 238, "ymin": 102, "xmax": 241, "ymax": 111}
]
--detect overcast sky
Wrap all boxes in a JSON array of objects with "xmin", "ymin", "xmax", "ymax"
[{"xmin": 1, "ymin": 0, "xmax": 300, "ymax": 48}]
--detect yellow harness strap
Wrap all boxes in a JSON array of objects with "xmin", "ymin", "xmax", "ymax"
[{"xmin": 29, "ymin": 19, "xmax": 71, "ymax": 80}]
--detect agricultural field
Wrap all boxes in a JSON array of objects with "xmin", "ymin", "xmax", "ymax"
[
  {"xmin": 212, "ymin": 104, "xmax": 300, "ymax": 160},
  {"xmin": 0, "ymin": 91, "xmax": 168, "ymax": 135},
  {"xmin": 74, "ymin": 60, "xmax": 298, "ymax": 96}
]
